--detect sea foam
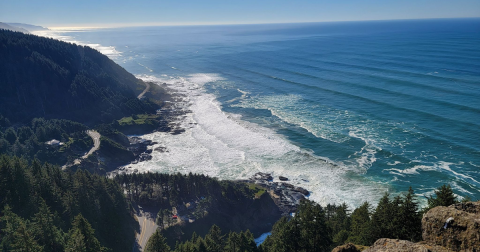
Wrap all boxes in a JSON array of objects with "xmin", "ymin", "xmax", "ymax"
[{"xmin": 124, "ymin": 73, "xmax": 387, "ymax": 208}]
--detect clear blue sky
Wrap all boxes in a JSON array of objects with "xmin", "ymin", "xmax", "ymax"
[{"xmin": 1, "ymin": 0, "xmax": 479, "ymax": 27}]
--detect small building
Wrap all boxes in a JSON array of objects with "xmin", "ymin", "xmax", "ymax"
[
  {"xmin": 172, "ymin": 215, "xmax": 178, "ymax": 219},
  {"xmin": 45, "ymin": 139, "xmax": 64, "ymax": 147}
]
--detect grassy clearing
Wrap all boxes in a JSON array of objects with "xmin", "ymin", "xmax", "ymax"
[
  {"xmin": 248, "ymin": 183, "xmax": 266, "ymax": 199},
  {"xmin": 117, "ymin": 114, "xmax": 159, "ymax": 125}
]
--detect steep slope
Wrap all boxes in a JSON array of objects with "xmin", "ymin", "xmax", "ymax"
[
  {"xmin": 6, "ymin": 22, "xmax": 48, "ymax": 31},
  {"xmin": 0, "ymin": 29, "xmax": 155, "ymax": 125},
  {"xmin": 0, "ymin": 22, "xmax": 29, "ymax": 33}
]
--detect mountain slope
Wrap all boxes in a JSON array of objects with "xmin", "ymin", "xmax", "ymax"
[
  {"xmin": 6, "ymin": 22, "xmax": 48, "ymax": 31},
  {"xmin": 0, "ymin": 29, "xmax": 154, "ymax": 125},
  {"xmin": 0, "ymin": 22, "xmax": 29, "ymax": 33}
]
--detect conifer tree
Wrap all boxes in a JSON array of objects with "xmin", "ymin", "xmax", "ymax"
[
  {"xmin": 205, "ymin": 225, "xmax": 224, "ymax": 252},
  {"xmin": 31, "ymin": 199, "xmax": 65, "ymax": 252},
  {"xmin": 399, "ymin": 187, "xmax": 421, "ymax": 241},
  {"xmin": 426, "ymin": 184, "xmax": 457, "ymax": 210},
  {"xmin": 370, "ymin": 192, "xmax": 393, "ymax": 241},
  {"xmin": 1, "ymin": 205, "xmax": 42, "ymax": 252},
  {"xmin": 67, "ymin": 214, "xmax": 105, "ymax": 252},
  {"xmin": 347, "ymin": 201, "xmax": 371, "ymax": 245},
  {"xmin": 145, "ymin": 230, "xmax": 170, "ymax": 252}
]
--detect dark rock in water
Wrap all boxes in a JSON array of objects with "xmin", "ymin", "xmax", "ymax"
[
  {"xmin": 154, "ymin": 146, "xmax": 167, "ymax": 152},
  {"xmin": 171, "ymin": 129, "xmax": 185, "ymax": 135},
  {"xmin": 279, "ymin": 176, "xmax": 288, "ymax": 181},
  {"xmin": 250, "ymin": 172, "xmax": 273, "ymax": 181},
  {"xmin": 246, "ymin": 172, "xmax": 309, "ymax": 216},
  {"xmin": 126, "ymin": 136, "xmax": 154, "ymax": 165},
  {"xmin": 294, "ymin": 187, "xmax": 309, "ymax": 196}
]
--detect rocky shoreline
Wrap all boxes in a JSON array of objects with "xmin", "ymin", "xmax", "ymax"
[{"xmin": 240, "ymin": 172, "xmax": 310, "ymax": 216}]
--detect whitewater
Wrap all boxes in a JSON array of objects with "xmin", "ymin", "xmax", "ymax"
[{"xmin": 34, "ymin": 19, "xmax": 480, "ymax": 208}]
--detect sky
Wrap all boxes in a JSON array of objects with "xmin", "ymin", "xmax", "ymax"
[{"xmin": 1, "ymin": 0, "xmax": 479, "ymax": 28}]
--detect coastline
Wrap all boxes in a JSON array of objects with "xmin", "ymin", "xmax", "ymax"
[{"xmin": 104, "ymin": 74, "xmax": 389, "ymax": 209}]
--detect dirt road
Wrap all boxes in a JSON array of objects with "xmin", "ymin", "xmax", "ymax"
[
  {"xmin": 82, "ymin": 130, "xmax": 100, "ymax": 158},
  {"xmin": 137, "ymin": 82, "xmax": 150, "ymax": 99}
]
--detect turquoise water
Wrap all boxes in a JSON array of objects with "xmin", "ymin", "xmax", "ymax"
[{"xmin": 41, "ymin": 18, "xmax": 480, "ymax": 207}]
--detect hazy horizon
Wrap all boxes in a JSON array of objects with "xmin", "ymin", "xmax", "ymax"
[{"xmin": 1, "ymin": 0, "xmax": 479, "ymax": 28}]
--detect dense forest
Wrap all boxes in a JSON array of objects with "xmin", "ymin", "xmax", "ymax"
[
  {"xmin": 0, "ymin": 29, "xmax": 156, "ymax": 125},
  {"xmin": 0, "ymin": 116, "xmax": 93, "ymax": 165},
  {"xmin": 0, "ymin": 155, "xmax": 136, "ymax": 252},
  {"xmin": 143, "ymin": 184, "xmax": 465, "ymax": 252},
  {"xmin": 114, "ymin": 172, "xmax": 282, "ymax": 247}
]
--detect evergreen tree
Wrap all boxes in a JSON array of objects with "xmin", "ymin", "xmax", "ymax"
[
  {"xmin": 399, "ymin": 187, "xmax": 421, "ymax": 241},
  {"xmin": 225, "ymin": 232, "xmax": 240, "ymax": 252},
  {"xmin": 204, "ymin": 225, "xmax": 224, "ymax": 252},
  {"xmin": 370, "ymin": 193, "xmax": 393, "ymax": 241},
  {"xmin": 65, "ymin": 228, "xmax": 87, "ymax": 252},
  {"xmin": 31, "ymin": 199, "xmax": 65, "ymax": 252},
  {"xmin": 426, "ymin": 184, "xmax": 457, "ymax": 210},
  {"xmin": 347, "ymin": 202, "xmax": 371, "ymax": 245},
  {"xmin": 0, "ymin": 205, "xmax": 42, "ymax": 252},
  {"xmin": 145, "ymin": 230, "xmax": 170, "ymax": 252},
  {"xmin": 67, "ymin": 214, "xmax": 105, "ymax": 252}
]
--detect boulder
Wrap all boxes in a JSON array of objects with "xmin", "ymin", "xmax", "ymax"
[
  {"xmin": 422, "ymin": 201, "xmax": 480, "ymax": 251},
  {"xmin": 363, "ymin": 238, "xmax": 429, "ymax": 252},
  {"xmin": 331, "ymin": 243, "xmax": 362, "ymax": 252}
]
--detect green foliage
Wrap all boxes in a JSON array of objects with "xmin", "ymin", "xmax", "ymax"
[
  {"xmin": 398, "ymin": 187, "xmax": 421, "ymax": 241},
  {"xmin": 67, "ymin": 214, "xmax": 106, "ymax": 252},
  {"xmin": 370, "ymin": 193, "xmax": 394, "ymax": 241},
  {"xmin": 346, "ymin": 202, "xmax": 371, "ymax": 246},
  {"xmin": 260, "ymin": 200, "xmax": 332, "ymax": 252},
  {"xmin": 145, "ymin": 230, "xmax": 170, "ymax": 252},
  {"xmin": 425, "ymin": 184, "xmax": 458, "ymax": 211},
  {"xmin": 0, "ymin": 117, "xmax": 91, "ymax": 165},
  {"xmin": 168, "ymin": 225, "xmax": 257, "ymax": 252},
  {"xmin": 0, "ymin": 29, "xmax": 155, "ymax": 124},
  {"xmin": 205, "ymin": 225, "xmax": 224, "ymax": 252},
  {"xmin": 0, "ymin": 155, "xmax": 136, "ymax": 252}
]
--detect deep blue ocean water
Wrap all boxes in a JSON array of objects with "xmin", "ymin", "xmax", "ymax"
[{"xmin": 40, "ymin": 18, "xmax": 480, "ymax": 207}]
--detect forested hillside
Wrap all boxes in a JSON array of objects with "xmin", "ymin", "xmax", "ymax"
[
  {"xmin": 0, "ymin": 29, "xmax": 155, "ymax": 125},
  {"xmin": 0, "ymin": 155, "xmax": 136, "ymax": 252}
]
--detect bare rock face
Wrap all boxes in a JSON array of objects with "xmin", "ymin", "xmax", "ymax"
[
  {"xmin": 360, "ymin": 239, "xmax": 451, "ymax": 252},
  {"xmin": 422, "ymin": 201, "xmax": 480, "ymax": 251},
  {"xmin": 331, "ymin": 243, "xmax": 362, "ymax": 252},
  {"xmin": 363, "ymin": 238, "xmax": 429, "ymax": 252}
]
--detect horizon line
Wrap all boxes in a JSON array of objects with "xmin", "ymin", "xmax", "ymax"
[{"xmin": 45, "ymin": 16, "xmax": 480, "ymax": 30}]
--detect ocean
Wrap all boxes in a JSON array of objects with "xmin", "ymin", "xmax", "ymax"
[{"xmin": 35, "ymin": 18, "xmax": 480, "ymax": 208}]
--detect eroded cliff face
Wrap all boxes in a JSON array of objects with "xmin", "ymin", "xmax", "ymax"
[{"xmin": 422, "ymin": 201, "xmax": 480, "ymax": 251}]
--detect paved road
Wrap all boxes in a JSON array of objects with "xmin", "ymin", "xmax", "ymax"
[
  {"xmin": 63, "ymin": 130, "xmax": 101, "ymax": 169},
  {"xmin": 137, "ymin": 82, "xmax": 151, "ymax": 99},
  {"xmin": 134, "ymin": 207, "xmax": 158, "ymax": 252}
]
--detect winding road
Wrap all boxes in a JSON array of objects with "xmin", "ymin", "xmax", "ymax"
[
  {"xmin": 82, "ymin": 130, "xmax": 101, "ymax": 158},
  {"xmin": 137, "ymin": 82, "xmax": 151, "ymax": 99},
  {"xmin": 62, "ymin": 130, "xmax": 101, "ymax": 170}
]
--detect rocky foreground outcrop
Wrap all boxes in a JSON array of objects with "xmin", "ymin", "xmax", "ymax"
[
  {"xmin": 422, "ymin": 201, "xmax": 480, "ymax": 251},
  {"xmin": 361, "ymin": 238, "xmax": 450, "ymax": 252},
  {"xmin": 331, "ymin": 201, "xmax": 480, "ymax": 252},
  {"xmin": 331, "ymin": 243, "xmax": 366, "ymax": 252}
]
